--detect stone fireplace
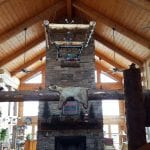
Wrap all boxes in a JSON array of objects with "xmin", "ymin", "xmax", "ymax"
[
  {"xmin": 55, "ymin": 136, "xmax": 86, "ymax": 150},
  {"xmin": 36, "ymin": 22, "xmax": 104, "ymax": 150}
]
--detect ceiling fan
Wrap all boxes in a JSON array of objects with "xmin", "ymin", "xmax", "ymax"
[
  {"xmin": 108, "ymin": 27, "xmax": 124, "ymax": 73},
  {"xmin": 19, "ymin": 28, "xmax": 32, "ymax": 74}
]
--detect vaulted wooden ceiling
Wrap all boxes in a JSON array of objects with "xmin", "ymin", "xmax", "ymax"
[{"xmin": 0, "ymin": 0, "xmax": 149, "ymax": 82}]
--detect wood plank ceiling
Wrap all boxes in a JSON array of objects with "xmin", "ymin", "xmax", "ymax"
[{"xmin": 0, "ymin": 0, "xmax": 149, "ymax": 81}]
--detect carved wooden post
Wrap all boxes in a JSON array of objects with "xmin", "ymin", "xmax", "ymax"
[{"xmin": 123, "ymin": 64, "xmax": 146, "ymax": 150}]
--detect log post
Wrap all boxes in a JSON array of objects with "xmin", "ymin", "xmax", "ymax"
[{"xmin": 123, "ymin": 64, "xmax": 146, "ymax": 150}]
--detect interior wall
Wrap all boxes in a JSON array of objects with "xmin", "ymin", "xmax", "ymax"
[{"xmin": 143, "ymin": 57, "xmax": 150, "ymax": 89}]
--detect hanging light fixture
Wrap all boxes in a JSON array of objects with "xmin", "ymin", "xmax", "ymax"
[
  {"xmin": 43, "ymin": 20, "xmax": 96, "ymax": 64},
  {"xmin": 20, "ymin": 28, "xmax": 31, "ymax": 73},
  {"xmin": 110, "ymin": 27, "xmax": 123, "ymax": 73}
]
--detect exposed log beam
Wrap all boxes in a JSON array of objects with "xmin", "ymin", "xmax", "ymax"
[
  {"xmin": 73, "ymin": 1, "xmax": 150, "ymax": 48},
  {"xmin": 66, "ymin": 0, "xmax": 72, "ymax": 19},
  {"xmin": 96, "ymin": 82, "xmax": 123, "ymax": 90},
  {"xmin": 19, "ymin": 83, "xmax": 45, "ymax": 91},
  {"xmin": 95, "ymin": 48, "xmax": 127, "ymax": 70},
  {"xmin": 0, "ymin": 36, "xmax": 44, "ymax": 67},
  {"xmin": 95, "ymin": 34, "xmax": 143, "ymax": 66},
  {"xmin": 20, "ymin": 64, "xmax": 46, "ymax": 82},
  {"xmin": 11, "ymin": 51, "xmax": 46, "ymax": 76},
  {"xmin": 0, "ymin": 90, "xmax": 124, "ymax": 102},
  {"xmin": 0, "ymin": 90, "xmax": 149, "ymax": 102},
  {"xmin": 0, "ymin": 1, "xmax": 65, "ymax": 43},
  {"xmin": 96, "ymin": 60, "xmax": 123, "ymax": 82}
]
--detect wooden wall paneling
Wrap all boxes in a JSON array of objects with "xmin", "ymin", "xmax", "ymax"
[
  {"xmin": 66, "ymin": 0, "xmax": 72, "ymax": 19},
  {"xmin": 0, "ymin": 36, "xmax": 44, "ymax": 67},
  {"xmin": 0, "ymin": 1, "xmax": 66, "ymax": 43},
  {"xmin": 95, "ymin": 34, "xmax": 143, "ymax": 66},
  {"xmin": 73, "ymin": 1, "xmax": 150, "ymax": 48},
  {"xmin": 128, "ymin": 0, "xmax": 150, "ymax": 11},
  {"xmin": 24, "ymin": 140, "xmax": 37, "ymax": 150}
]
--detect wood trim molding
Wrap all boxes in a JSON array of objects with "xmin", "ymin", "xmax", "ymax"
[{"xmin": 73, "ymin": 1, "xmax": 150, "ymax": 48}]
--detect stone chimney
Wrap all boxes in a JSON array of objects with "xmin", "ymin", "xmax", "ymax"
[{"xmin": 37, "ymin": 22, "xmax": 104, "ymax": 150}]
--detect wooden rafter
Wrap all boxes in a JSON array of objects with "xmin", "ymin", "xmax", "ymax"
[
  {"xmin": 95, "ymin": 34, "xmax": 143, "ymax": 66},
  {"xmin": 0, "ymin": 1, "xmax": 65, "ymax": 43},
  {"xmin": 66, "ymin": 0, "xmax": 72, "ymax": 19},
  {"xmin": 96, "ymin": 60, "xmax": 122, "ymax": 82},
  {"xmin": 20, "ymin": 64, "xmax": 46, "ymax": 82},
  {"xmin": 11, "ymin": 51, "xmax": 46, "ymax": 76},
  {"xmin": 95, "ymin": 48, "xmax": 127, "ymax": 70},
  {"xmin": 73, "ymin": 1, "xmax": 150, "ymax": 48},
  {"xmin": 0, "ymin": 36, "xmax": 44, "ymax": 67}
]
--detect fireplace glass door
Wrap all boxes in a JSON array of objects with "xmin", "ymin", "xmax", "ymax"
[{"xmin": 55, "ymin": 136, "xmax": 86, "ymax": 150}]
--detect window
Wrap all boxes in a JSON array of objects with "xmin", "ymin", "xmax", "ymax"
[
  {"xmin": 146, "ymin": 127, "xmax": 150, "ymax": 142},
  {"xmin": 23, "ymin": 101, "xmax": 39, "ymax": 116},
  {"xmin": 33, "ymin": 125, "xmax": 38, "ymax": 140},
  {"xmin": 95, "ymin": 70, "xmax": 97, "ymax": 83},
  {"xmin": 110, "ymin": 125, "xmax": 119, "ymax": 150},
  {"xmin": 0, "ymin": 102, "xmax": 9, "ymax": 117},
  {"xmin": 102, "ymin": 100, "xmax": 119, "ymax": 116},
  {"xmin": 101, "ymin": 73, "xmax": 117, "ymax": 83},
  {"xmin": 25, "ymin": 125, "xmax": 32, "ymax": 139},
  {"xmin": 103, "ymin": 124, "xmax": 109, "ymax": 138},
  {"xmin": 25, "ymin": 73, "xmax": 42, "ymax": 84}
]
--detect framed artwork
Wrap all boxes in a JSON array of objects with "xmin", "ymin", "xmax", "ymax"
[{"xmin": 62, "ymin": 100, "xmax": 79, "ymax": 115}]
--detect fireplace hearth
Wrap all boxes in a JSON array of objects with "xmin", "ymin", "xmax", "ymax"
[{"xmin": 55, "ymin": 136, "xmax": 86, "ymax": 150}]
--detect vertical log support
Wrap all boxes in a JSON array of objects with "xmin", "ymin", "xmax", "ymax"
[{"xmin": 123, "ymin": 64, "xmax": 146, "ymax": 150}]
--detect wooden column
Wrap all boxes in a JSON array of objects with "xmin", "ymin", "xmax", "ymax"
[
  {"xmin": 123, "ymin": 64, "xmax": 146, "ymax": 150},
  {"xmin": 42, "ymin": 69, "xmax": 46, "ymax": 88},
  {"xmin": 97, "ymin": 68, "xmax": 101, "ymax": 83}
]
